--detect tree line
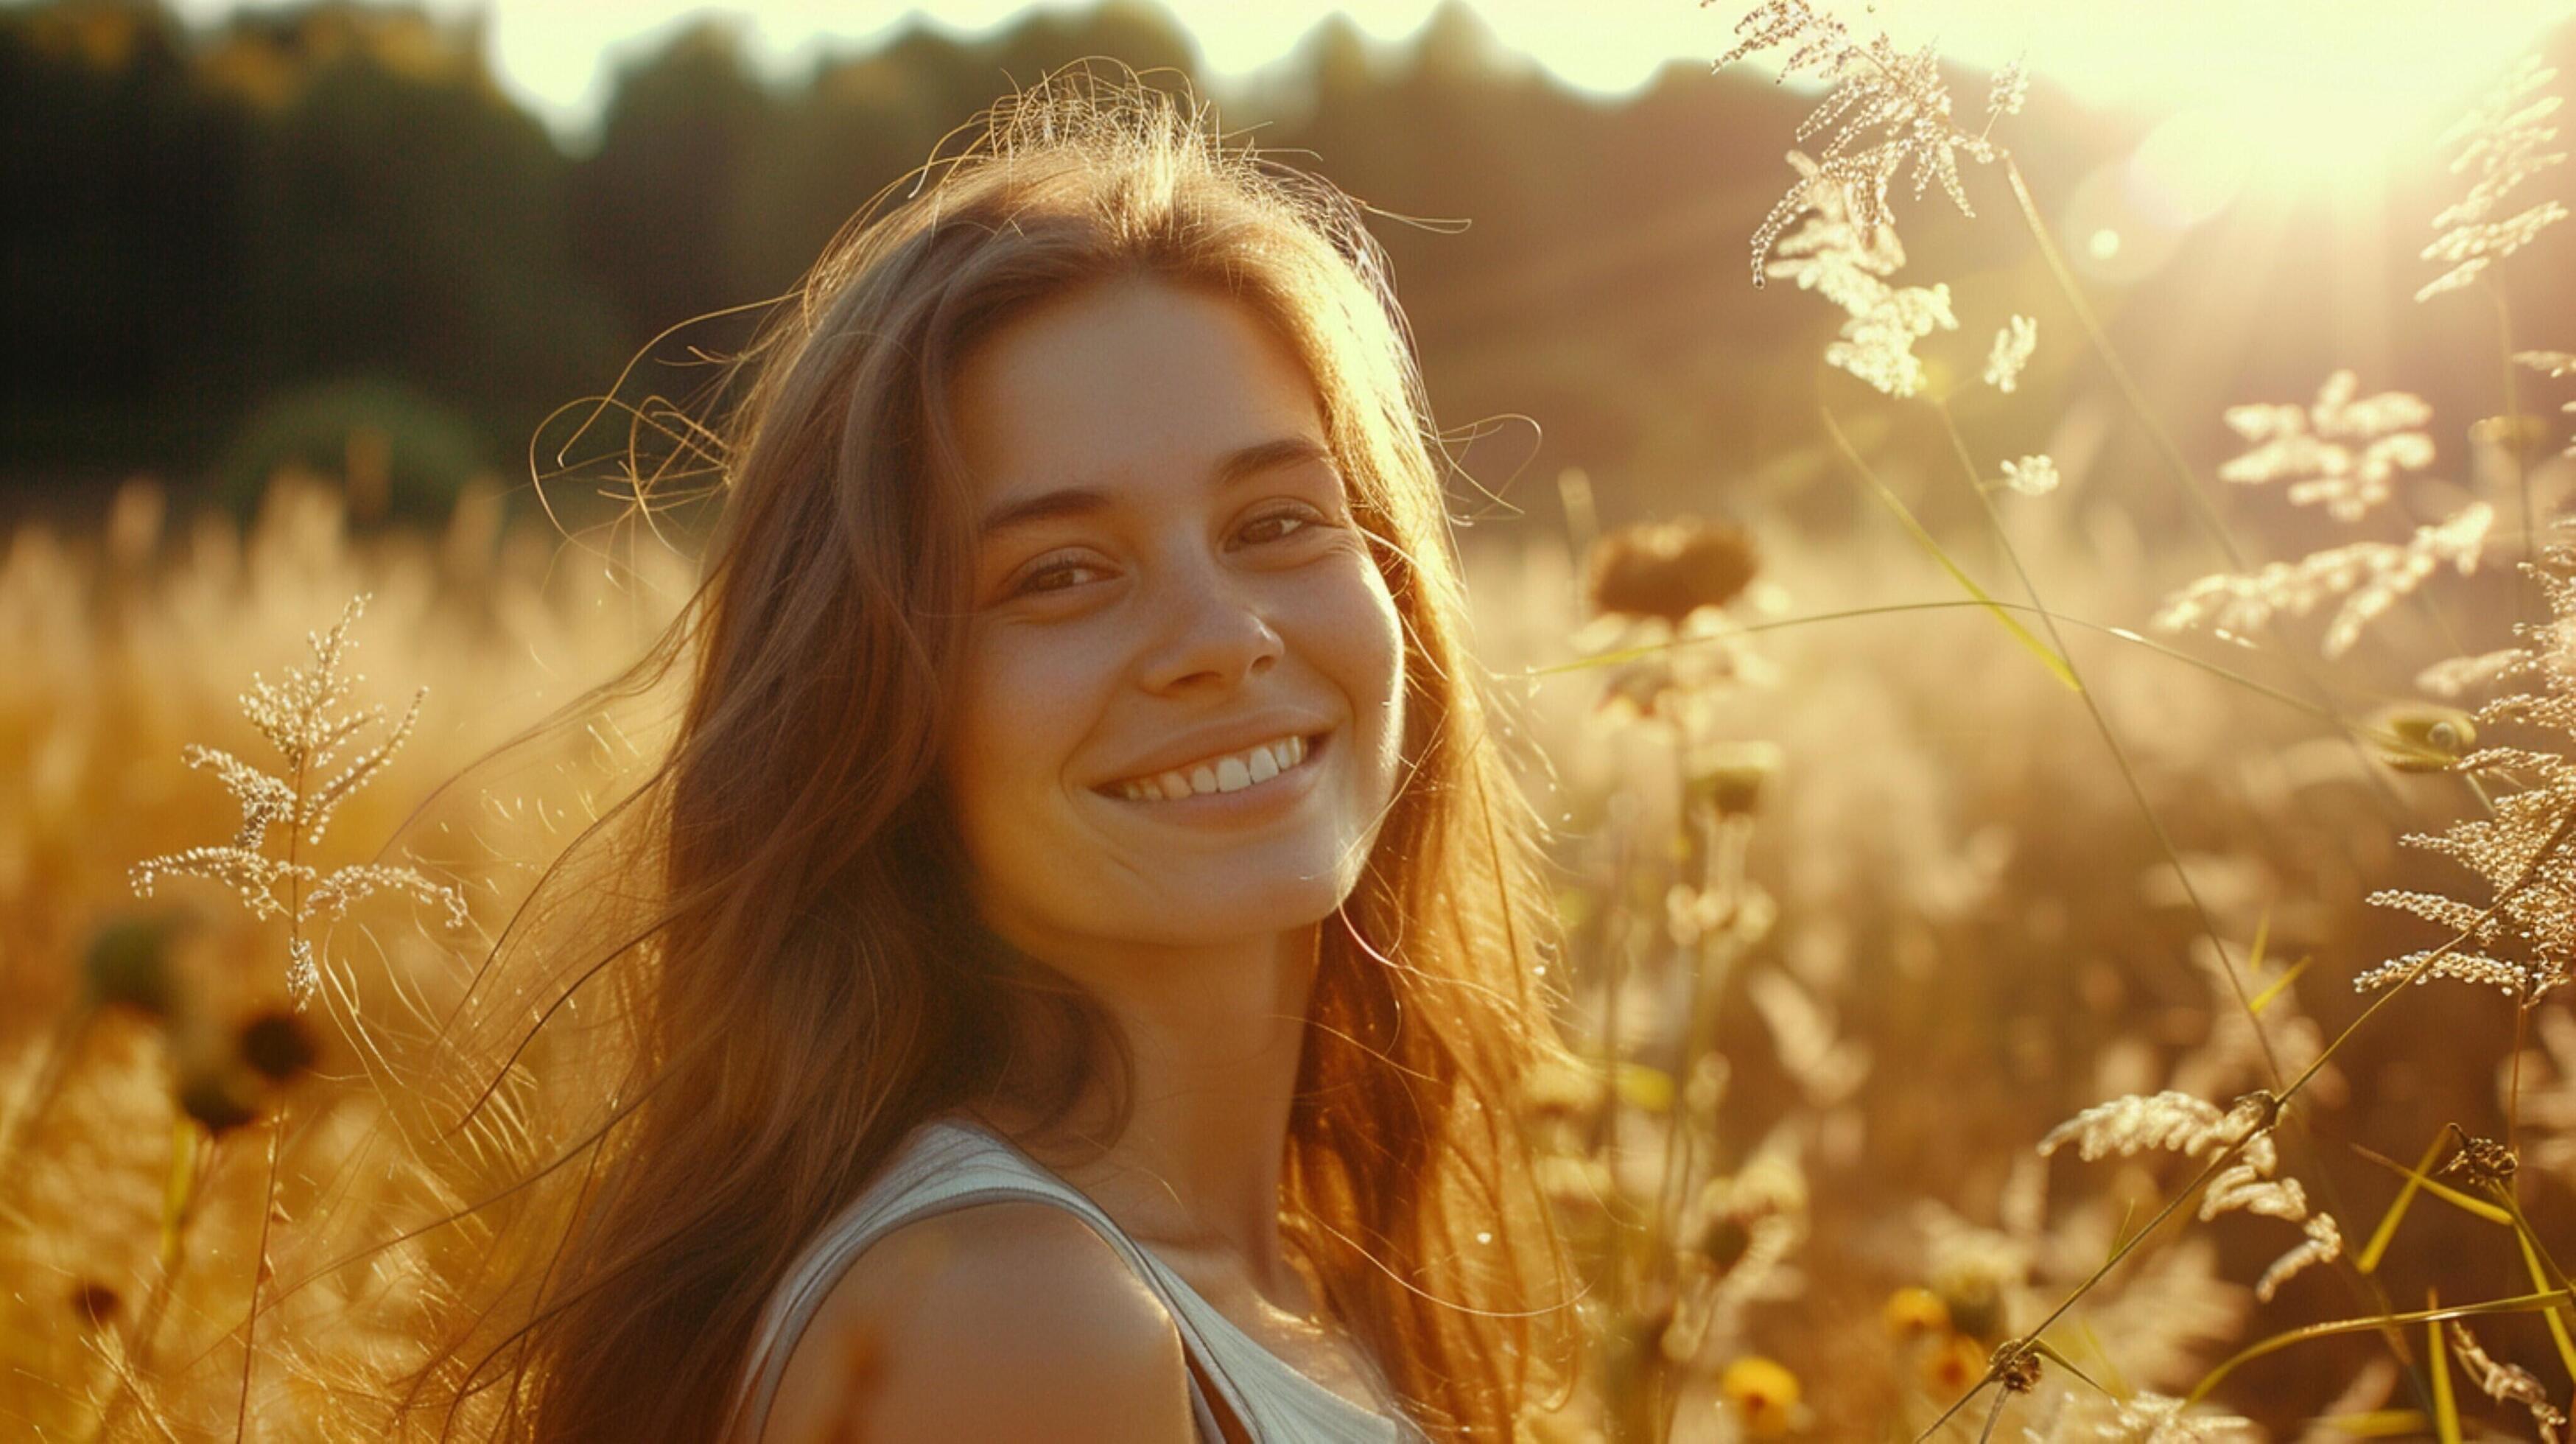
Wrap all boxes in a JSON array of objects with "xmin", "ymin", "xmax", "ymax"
[{"xmin": 11, "ymin": 0, "xmax": 2541, "ymax": 541}]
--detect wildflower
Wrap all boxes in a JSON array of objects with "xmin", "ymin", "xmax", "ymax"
[
  {"xmin": 1983, "ymin": 315, "xmax": 2037, "ymax": 393},
  {"xmin": 81, "ymin": 911, "xmax": 182, "ymax": 1020},
  {"xmin": 127, "ymin": 593, "xmax": 469, "ymax": 1003},
  {"xmin": 1920, "ymin": 1333, "xmax": 1984, "ymax": 1395},
  {"xmin": 239, "ymin": 1007, "xmax": 320, "ymax": 1082},
  {"xmin": 2152, "ymin": 502, "xmax": 2491, "ymax": 658},
  {"xmin": 1882, "ymin": 1285, "xmax": 1948, "ymax": 1340},
  {"xmin": 1925, "ymin": 1235, "xmax": 2017, "ymax": 1341},
  {"xmin": 2418, "ymin": 57, "xmax": 2566, "ymax": 302},
  {"xmin": 1685, "ymin": 738, "xmax": 1781, "ymax": 816},
  {"xmin": 1716, "ymin": 1356, "xmax": 1800, "ymax": 1436},
  {"xmin": 2449, "ymin": 1322, "xmax": 2568, "ymax": 1440},
  {"xmin": 1713, "ymin": 0, "xmax": 2012, "ymax": 287},
  {"xmin": 1699, "ymin": 1152, "xmax": 1811, "ymax": 1224},
  {"xmin": 70, "ymin": 1280, "xmax": 120, "ymax": 1330},
  {"xmin": 1688, "ymin": 1154, "xmax": 1809, "ymax": 1303},
  {"xmin": 1584, "ymin": 518, "xmax": 1759, "ymax": 623},
  {"xmin": 1695, "ymin": 1213, "xmax": 1752, "ymax": 1271},
  {"xmin": 2000, "ymin": 455, "xmax": 2058, "ymax": 497},
  {"xmin": 176, "ymin": 1062, "xmax": 261, "ymax": 1136},
  {"xmin": 1613, "ymin": 1061, "xmax": 1674, "ymax": 1113},
  {"xmin": 2217, "ymin": 371, "xmax": 2435, "ymax": 523}
]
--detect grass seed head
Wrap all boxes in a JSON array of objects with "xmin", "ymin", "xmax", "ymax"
[
  {"xmin": 2442, "ymin": 1126, "xmax": 2518, "ymax": 1189},
  {"xmin": 1992, "ymin": 1341, "xmax": 2043, "ymax": 1392}
]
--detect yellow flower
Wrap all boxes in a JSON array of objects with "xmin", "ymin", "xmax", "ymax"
[
  {"xmin": 1882, "ymin": 1286, "xmax": 1949, "ymax": 1341},
  {"xmin": 1921, "ymin": 1333, "xmax": 1986, "ymax": 1396},
  {"xmin": 1718, "ymin": 1356, "xmax": 1800, "ymax": 1437}
]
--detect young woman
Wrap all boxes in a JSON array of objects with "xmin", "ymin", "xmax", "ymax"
[{"xmin": 417, "ymin": 69, "xmax": 1583, "ymax": 1443}]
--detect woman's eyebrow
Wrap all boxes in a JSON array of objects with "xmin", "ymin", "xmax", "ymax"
[{"xmin": 977, "ymin": 435, "xmax": 1336, "ymax": 539}]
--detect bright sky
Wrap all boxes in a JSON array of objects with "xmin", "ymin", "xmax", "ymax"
[{"xmin": 164, "ymin": 0, "xmax": 2576, "ymax": 165}]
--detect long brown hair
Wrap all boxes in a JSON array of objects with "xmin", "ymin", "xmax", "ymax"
[{"xmin": 400, "ymin": 66, "xmax": 1584, "ymax": 1443}]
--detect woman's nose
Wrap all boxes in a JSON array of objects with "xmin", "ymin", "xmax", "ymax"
[{"xmin": 1135, "ymin": 555, "xmax": 1281, "ymax": 694}]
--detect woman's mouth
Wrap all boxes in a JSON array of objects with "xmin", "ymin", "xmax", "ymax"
[{"xmin": 1100, "ymin": 732, "xmax": 1325, "ymax": 802}]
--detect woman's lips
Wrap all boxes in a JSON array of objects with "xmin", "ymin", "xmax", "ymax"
[
  {"xmin": 1104, "ymin": 732, "xmax": 1315, "ymax": 801},
  {"xmin": 1093, "ymin": 730, "xmax": 1333, "ymax": 817}
]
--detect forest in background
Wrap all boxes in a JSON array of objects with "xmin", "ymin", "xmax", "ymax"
[{"xmin": 12, "ymin": 0, "xmax": 2570, "ymax": 550}]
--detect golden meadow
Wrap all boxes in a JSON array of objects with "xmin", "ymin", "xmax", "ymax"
[{"xmin": 8, "ymin": 4, "xmax": 2576, "ymax": 1439}]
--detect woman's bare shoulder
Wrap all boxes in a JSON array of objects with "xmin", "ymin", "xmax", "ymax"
[{"xmin": 759, "ymin": 1199, "xmax": 1201, "ymax": 1444}]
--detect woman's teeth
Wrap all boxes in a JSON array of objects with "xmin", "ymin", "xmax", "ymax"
[{"xmin": 1115, "ymin": 735, "xmax": 1310, "ymax": 802}]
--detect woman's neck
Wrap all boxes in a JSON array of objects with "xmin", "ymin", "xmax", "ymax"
[{"xmin": 980, "ymin": 924, "xmax": 1322, "ymax": 1308}]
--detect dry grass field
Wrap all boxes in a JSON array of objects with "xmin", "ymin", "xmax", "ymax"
[{"xmin": 8, "ymin": 6, "xmax": 2576, "ymax": 1440}]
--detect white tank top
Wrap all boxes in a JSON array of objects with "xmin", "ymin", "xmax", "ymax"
[{"xmin": 725, "ymin": 1112, "xmax": 1423, "ymax": 1443}]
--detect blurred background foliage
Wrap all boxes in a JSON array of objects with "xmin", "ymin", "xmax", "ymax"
[{"xmin": 8, "ymin": 0, "xmax": 2569, "ymax": 547}]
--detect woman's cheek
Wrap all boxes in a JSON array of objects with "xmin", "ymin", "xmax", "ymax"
[
  {"xmin": 964, "ymin": 624, "xmax": 1102, "ymax": 789},
  {"xmin": 1296, "ymin": 550, "xmax": 1407, "ymax": 787}
]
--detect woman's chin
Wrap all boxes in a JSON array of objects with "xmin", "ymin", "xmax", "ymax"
[{"xmin": 1101, "ymin": 872, "xmax": 1356, "ymax": 950}]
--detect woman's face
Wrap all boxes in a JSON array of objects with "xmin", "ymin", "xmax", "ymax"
[{"xmin": 941, "ymin": 277, "xmax": 1407, "ymax": 964}]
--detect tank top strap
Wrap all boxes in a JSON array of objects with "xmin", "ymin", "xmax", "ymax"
[{"xmin": 728, "ymin": 1118, "xmax": 1252, "ymax": 1442}]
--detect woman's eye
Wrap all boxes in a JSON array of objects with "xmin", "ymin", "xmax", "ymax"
[
  {"xmin": 1238, "ymin": 508, "xmax": 1324, "ymax": 546},
  {"xmin": 1010, "ymin": 554, "xmax": 1109, "ymax": 597}
]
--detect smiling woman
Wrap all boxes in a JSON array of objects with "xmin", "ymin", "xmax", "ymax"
[
  {"xmin": 944, "ymin": 280, "xmax": 1408, "ymax": 966},
  {"xmin": 390, "ymin": 64, "xmax": 1585, "ymax": 1444}
]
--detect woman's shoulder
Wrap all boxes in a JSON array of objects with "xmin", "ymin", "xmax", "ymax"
[{"xmin": 759, "ymin": 1198, "xmax": 1203, "ymax": 1444}]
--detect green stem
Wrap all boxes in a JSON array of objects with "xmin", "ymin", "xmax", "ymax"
[
  {"xmin": 2186, "ymin": 1287, "xmax": 2571, "ymax": 1404},
  {"xmin": 91, "ymin": 1124, "xmax": 220, "ymax": 1443},
  {"xmin": 236, "ymin": 1117, "xmax": 284, "ymax": 1437},
  {"xmin": 1934, "ymin": 398, "xmax": 2283, "ymax": 1083}
]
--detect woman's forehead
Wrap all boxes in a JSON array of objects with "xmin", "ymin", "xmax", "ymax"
[{"xmin": 950, "ymin": 278, "xmax": 1329, "ymax": 502}]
